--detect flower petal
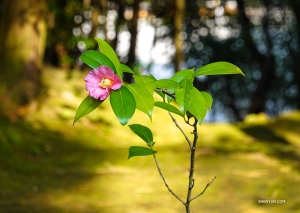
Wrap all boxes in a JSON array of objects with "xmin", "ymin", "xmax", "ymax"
[
  {"xmin": 111, "ymin": 75, "xmax": 122, "ymax": 90},
  {"xmin": 99, "ymin": 89, "xmax": 110, "ymax": 100},
  {"xmin": 96, "ymin": 66, "xmax": 115, "ymax": 79},
  {"xmin": 85, "ymin": 71, "xmax": 101, "ymax": 87}
]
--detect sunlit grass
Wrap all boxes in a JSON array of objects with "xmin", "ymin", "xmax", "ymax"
[{"xmin": 1, "ymin": 67, "xmax": 300, "ymax": 212}]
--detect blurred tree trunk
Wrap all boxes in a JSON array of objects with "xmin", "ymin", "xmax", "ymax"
[
  {"xmin": 236, "ymin": 0, "xmax": 275, "ymax": 114},
  {"xmin": 123, "ymin": 0, "xmax": 139, "ymax": 83},
  {"xmin": 170, "ymin": 0, "xmax": 185, "ymax": 72},
  {"xmin": 89, "ymin": 0, "xmax": 108, "ymax": 38},
  {"xmin": 289, "ymin": 0, "xmax": 300, "ymax": 108},
  {"xmin": 0, "ymin": 0, "xmax": 47, "ymax": 118}
]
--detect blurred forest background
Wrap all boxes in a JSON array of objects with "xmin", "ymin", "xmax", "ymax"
[
  {"xmin": 1, "ymin": 0, "xmax": 300, "ymax": 213},
  {"xmin": 1, "ymin": 0, "xmax": 300, "ymax": 121}
]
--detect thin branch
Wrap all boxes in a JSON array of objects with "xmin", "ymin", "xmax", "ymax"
[
  {"xmin": 168, "ymin": 112, "xmax": 192, "ymax": 149},
  {"xmin": 153, "ymin": 154, "xmax": 185, "ymax": 205},
  {"xmin": 155, "ymin": 88, "xmax": 175, "ymax": 99},
  {"xmin": 190, "ymin": 176, "xmax": 217, "ymax": 202},
  {"xmin": 185, "ymin": 121, "xmax": 198, "ymax": 212}
]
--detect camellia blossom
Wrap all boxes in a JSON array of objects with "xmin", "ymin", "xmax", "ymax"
[{"xmin": 85, "ymin": 66, "xmax": 122, "ymax": 100}]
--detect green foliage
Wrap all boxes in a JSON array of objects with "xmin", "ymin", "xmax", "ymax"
[
  {"xmin": 121, "ymin": 64, "xmax": 135, "ymax": 74},
  {"xmin": 155, "ymin": 79, "xmax": 179, "ymax": 89},
  {"xmin": 110, "ymin": 86, "xmax": 136, "ymax": 126},
  {"xmin": 175, "ymin": 79, "xmax": 193, "ymax": 114},
  {"xmin": 171, "ymin": 68, "xmax": 195, "ymax": 83},
  {"xmin": 73, "ymin": 96, "xmax": 103, "ymax": 124},
  {"xmin": 126, "ymin": 84, "xmax": 154, "ymax": 119},
  {"xmin": 188, "ymin": 88, "xmax": 210, "ymax": 124},
  {"xmin": 95, "ymin": 38, "xmax": 122, "ymax": 78},
  {"xmin": 201, "ymin": 91, "xmax": 213, "ymax": 110},
  {"xmin": 80, "ymin": 50, "xmax": 117, "ymax": 72},
  {"xmin": 129, "ymin": 124, "xmax": 154, "ymax": 146},
  {"xmin": 134, "ymin": 75, "xmax": 157, "ymax": 94},
  {"xmin": 194, "ymin": 62, "xmax": 244, "ymax": 77},
  {"xmin": 128, "ymin": 146, "xmax": 157, "ymax": 159},
  {"xmin": 74, "ymin": 38, "xmax": 245, "ymax": 158},
  {"xmin": 154, "ymin": 102, "xmax": 183, "ymax": 117}
]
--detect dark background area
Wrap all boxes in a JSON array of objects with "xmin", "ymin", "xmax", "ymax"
[{"xmin": 0, "ymin": 0, "xmax": 300, "ymax": 122}]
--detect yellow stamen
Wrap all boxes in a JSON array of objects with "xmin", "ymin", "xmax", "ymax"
[{"xmin": 99, "ymin": 78, "xmax": 113, "ymax": 88}]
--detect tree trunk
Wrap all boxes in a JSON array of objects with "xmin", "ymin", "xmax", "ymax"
[
  {"xmin": 123, "ymin": 0, "xmax": 139, "ymax": 83},
  {"xmin": 0, "ymin": 0, "xmax": 47, "ymax": 117},
  {"xmin": 171, "ymin": 0, "xmax": 185, "ymax": 72}
]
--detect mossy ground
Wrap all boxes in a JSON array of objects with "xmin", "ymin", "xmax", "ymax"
[{"xmin": 1, "ymin": 67, "xmax": 300, "ymax": 213}]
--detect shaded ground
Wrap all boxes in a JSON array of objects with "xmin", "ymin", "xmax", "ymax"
[{"xmin": 1, "ymin": 67, "xmax": 300, "ymax": 213}]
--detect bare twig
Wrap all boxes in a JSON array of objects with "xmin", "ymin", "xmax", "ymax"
[
  {"xmin": 153, "ymin": 91, "xmax": 216, "ymax": 212},
  {"xmin": 155, "ymin": 88, "xmax": 175, "ymax": 99},
  {"xmin": 153, "ymin": 154, "xmax": 185, "ymax": 205},
  {"xmin": 168, "ymin": 112, "xmax": 192, "ymax": 149},
  {"xmin": 189, "ymin": 176, "xmax": 217, "ymax": 202}
]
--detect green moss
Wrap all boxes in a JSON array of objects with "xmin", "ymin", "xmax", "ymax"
[{"xmin": 0, "ymin": 67, "xmax": 299, "ymax": 213}]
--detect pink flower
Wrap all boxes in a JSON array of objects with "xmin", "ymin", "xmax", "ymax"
[{"xmin": 85, "ymin": 66, "xmax": 122, "ymax": 100}]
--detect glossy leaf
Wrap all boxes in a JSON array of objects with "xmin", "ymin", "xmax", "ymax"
[
  {"xmin": 154, "ymin": 102, "xmax": 183, "ymax": 117},
  {"xmin": 73, "ymin": 96, "xmax": 103, "ymax": 125},
  {"xmin": 95, "ymin": 38, "xmax": 122, "ymax": 78},
  {"xmin": 179, "ymin": 79, "xmax": 193, "ymax": 90},
  {"xmin": 121, "ymin": 64, "xmax": 135, "ymax": 74},
  {"xmin": 194, "ymin": 62, "xmax": 245, "ymax": 77},
  {"xmin": 134, "ymin": 75, "xmax": 157, "ymax": 94},
  {"xmin": 126, "ymin": 84, "xmax": 154, "ymax": 119},
  {"xmin": 129, "ymin": 124, "xmax": 153, "ymax": 144},
  {"xmin": 175, "ymin": 79, "xmax": 194, "ymax": 114},
  {"xmin": 155, "ymin": 90, "xmax": 165, "ymax": 99},
  {"xmin": 187, "ymin": 88, "xmax": 208, "ymax": 124},
  {"xmin": 171, "ymin": 68, "xmax": 194, "ymax": 83},
  {"xmin": 128, "ymin": 146, "xmax": 157, "ymax": 159},
  {"xmin": 201, "ymin": 91, "xmax": 213, "ymax": 110},
  {"xmin": 166, "ymin": 89, "xmax": 175, "ymax": 103},
  {"xmin": 80, "ymin": 50, "xmax": 116, "ymax": 73},
  {"xmin": 110, "ymin": 86, "xmax": 136, "ymax": 125},
  {"xmin": 156, "ymin": 79, "xmax": 179, "ymax": 89}
]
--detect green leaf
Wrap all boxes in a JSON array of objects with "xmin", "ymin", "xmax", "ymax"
[
  {"xmin": 187, "ymin": 88, "xmax": 208, "ymax": 124},
  {"xmin": 179, "ymin": 79, "xmax": 193, "ymax": 90},
  {"xmin": 156, "ymin": 79, "xmax": 179, "ymax": 89},
  {"xmin": 175, "ymin": 79, "xmax": 194, "ymax": 114},
  {"xmin": 73, "ymin": 96, "xmax": 103, "ymax": 125},
  {"xmin": 155, "ymin": 90, "xmax": 165, "ymax": 99},
  {"xmin": 95, "ymin": 38, "xmax": 122, "ymax": 78},
  {"xmin": 171, "ymin": 68, "xmax": 194, "ymax": 83},
  {"xmin": 134, "ymin": 75, "xmax": 157, "ymax": 94},
  {"xmin": 166, "ymin": 89, "xmax": 175, "ymax": 103},
  {"xmin": 126, "ymin": 84, "xmax": 154, "ymax": 119},
  {"xmin": 129, "ymin": 124, "xmax": 153, "ymax": 144},
  {"xmin": 194, "ymin": 62, "xmax": 245, "ymax": 77},
  {"xmin": 128, "ymin": 146, "xmax": 157, "ymax": 159},
  {"xmin": 80, "ymin": 50, "xmax": 117, "ymax": 73},
  {"xmin": 110, "ymin": 86, "xmax": 136, "ymax": 125},
  {"xmin": 154, "ymin": 102, "xmax": 183, "ymax": 117},
  {"xmin": 121, "ymin": 64, "xmax": 135, "ymax": 74},
  {"xmin": 201, "ymin": 91, "xmax": 213, "ymax": 110}
]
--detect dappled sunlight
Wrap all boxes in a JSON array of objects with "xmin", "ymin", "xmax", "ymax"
[{"xmin": 1, "ymin": 67, "xmax": 300, "ymax": 212}]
